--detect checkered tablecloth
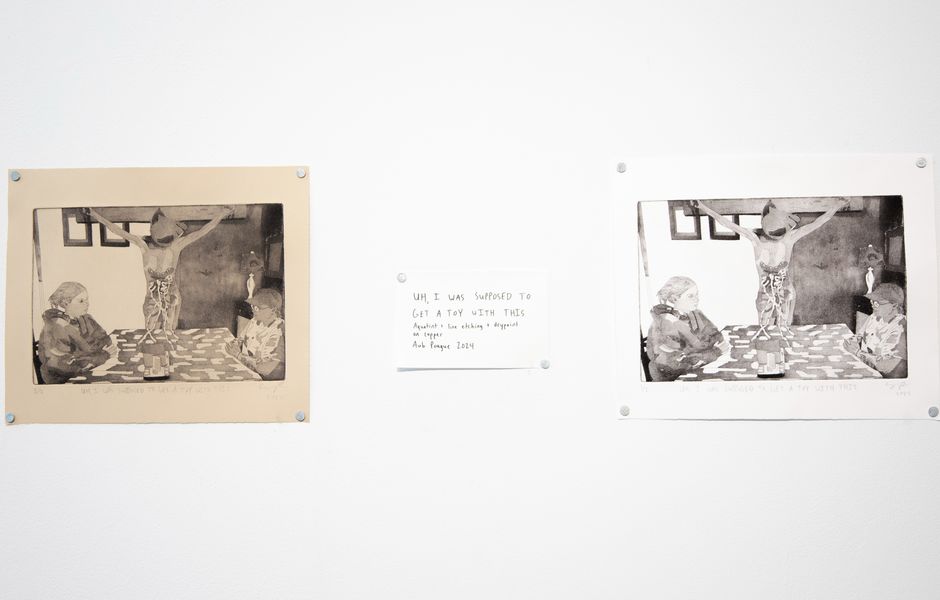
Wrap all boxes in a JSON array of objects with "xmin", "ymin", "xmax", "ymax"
[
  {"xmin": 69, "ymin": 328, "xmax": 262, "ymax": 383},
  {"xmin": 677, "ymin": 323, "xmax": 882, "ymax": 381}
]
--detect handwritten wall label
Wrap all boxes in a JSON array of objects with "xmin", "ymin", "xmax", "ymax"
[{"xmin": 396, "ymin": 270, "xmax": 549, "ymax": 369}]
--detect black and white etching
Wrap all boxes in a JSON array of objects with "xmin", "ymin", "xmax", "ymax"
[
  {"xmin": 638, "ymin": 197, "xmax": 907, "ymax": 382},
  {"xmin": 33, "ymin": 204, "xmax": 286, "ymax": 384}
]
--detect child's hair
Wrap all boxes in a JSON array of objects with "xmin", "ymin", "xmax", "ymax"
[
  {"xmin": 49, "ymin": 281, "xmax": 88, "ymax": 309},
  {"xmin": 656, "ymin": 276, "xmax": 697, "ymax": 305},
  {"xmin": 868, "ymin": 283, "xmax": 905, "ymax": 313},
  {"xmin": 251, "ymin": 288, "xmax": 283, "ymax": 318}
]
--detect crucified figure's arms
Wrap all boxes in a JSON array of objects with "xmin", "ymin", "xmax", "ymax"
[
  {"xmin": 691, "ymin": 200, "xmax": 759, "ymax": 244},
  {"xmin": 88, "ymin": 208, "xmax": 147, "ymax": 250},
  {"xmin": 789, "ymin": 197, "xmax": 851, "ymax": 242},
  {"xmin": 173, "ymin": 205, "xmax": 234, "ymax": 250}
]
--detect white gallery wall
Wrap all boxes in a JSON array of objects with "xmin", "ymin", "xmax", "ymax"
[{"xmin": 2, "ymin": 2, "xmax": 939, "ymax": 599}]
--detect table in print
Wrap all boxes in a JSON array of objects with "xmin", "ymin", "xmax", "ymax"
[
  {"xmin": 678, "ymin": 323, "xmax": 882, "ymax": 381},
  {"xmin": 69, "ymin": 328, "xmax": 261, "ymax": 383}
]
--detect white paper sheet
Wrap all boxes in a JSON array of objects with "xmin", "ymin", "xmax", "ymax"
[
  {"xmin": 395, "ymin": 270, "xmax": 549, "ymax": 369},
  {"xmin": 612, "ymin": 154, "xmax": 940, "ymax": 420}
]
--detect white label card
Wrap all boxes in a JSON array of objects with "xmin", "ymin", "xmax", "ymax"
[{"xmin": 395, "ymin": 270, "xmax": 549, "ymax": 369}]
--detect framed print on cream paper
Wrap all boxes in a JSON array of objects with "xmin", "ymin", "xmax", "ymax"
[
  {"xmin": 612, "ymin": 155, "xmax": 939, "ymax": 420},
  {"xmin": 5, "ymin": 166, "xmax": 310, "ymax": 424}
]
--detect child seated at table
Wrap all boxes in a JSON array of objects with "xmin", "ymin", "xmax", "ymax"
[
  {"xmin": 37, "ymin": 282, "xmax": 116, "ymax": 384},
  {"xmin": 225, "ymin": 288, "xmax": 285, "ymax": 380},
  {"xmin": 843, "ymin": 283, "xmax": 907, "ymax": 378},
  {"xmin": 646, "ymin": 276, "xmax": 729, "ymax": 382}
]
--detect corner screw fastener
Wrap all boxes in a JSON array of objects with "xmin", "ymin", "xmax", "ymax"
[
  {"xmin": 616, "ymin": 163, "xmax": 627, "ymax": 173},
  {"xmin": 619, "ymin": 406, "xmax": 630, "ymax": 417},
  {"xmin": 10, "ymin": 171, "xmax": 21, "ymax": 182},
  {"xmin": 296, "ymin": 168, "xmax": 306, "ymax": 178},
  {"xmin": 915, "ymin": 157, "xmax": 927, "ymax": 169},
  {"xmin": 5, "ymin": 413, "xmax": 14, "ymax": 424},
  {"xmin": 397, "ymin": 273, "xmax": 407, "ymax": 283},
  {"xmin": 295, "ymin": 411, "xmax": 306, "ymax": 422}
]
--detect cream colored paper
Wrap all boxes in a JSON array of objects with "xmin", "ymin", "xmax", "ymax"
[{"xmin": 6, "ymin": 167, "xmax": 310, "ymax": 423}]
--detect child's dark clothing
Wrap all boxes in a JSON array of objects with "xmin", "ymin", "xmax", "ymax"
[
  {"xmin": 38, "ymin": 309, "xmax": 111, "ymax": 383},
  {"xmin": 646, "ymin": 304, "xmax": 723, "ymax": 381}
]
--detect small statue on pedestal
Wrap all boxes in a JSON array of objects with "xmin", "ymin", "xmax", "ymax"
[
  {"xmin": 242, "ymin": 251, "xmax": 265, "ymax": 300},
  {"xmin": 858, "ymin": 244, "xmax": 885, "ymax": 294}
]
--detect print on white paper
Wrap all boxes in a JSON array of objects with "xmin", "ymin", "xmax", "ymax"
[{"xmin": 638, "ymin": 197, "xmax": 907, "ymax": 383}]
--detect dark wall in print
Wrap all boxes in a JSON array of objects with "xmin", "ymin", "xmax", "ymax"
[
  {"xmin": 176, "ymin": 204, "xmax": 266, "ymax": 330},
  {"xmin": 789, "ymin": 196, "xmax": 903, "ymax": 327}
]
